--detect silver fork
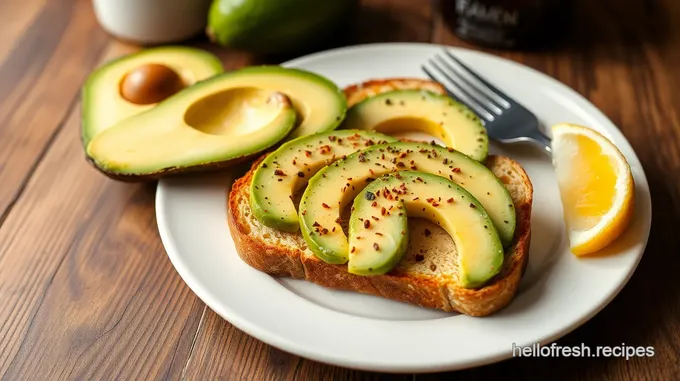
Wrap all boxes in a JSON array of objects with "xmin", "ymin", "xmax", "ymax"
[{"xmin": 422, "ymin": 49, "xmax": 552, "ymax": 154}]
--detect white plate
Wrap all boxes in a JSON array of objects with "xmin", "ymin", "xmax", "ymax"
[{"xmin": 156, "ymin": 43, "xmax": 652, "ymax": 373}]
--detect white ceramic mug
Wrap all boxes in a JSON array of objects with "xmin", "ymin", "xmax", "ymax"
[{"xmin": 92, "ymin": 0, "xmax": 213, "ymax": 44}]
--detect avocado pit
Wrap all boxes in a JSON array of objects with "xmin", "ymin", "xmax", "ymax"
[{"xmin": 119, "ymin": 63, "xmax": 186, "ymax": 105}]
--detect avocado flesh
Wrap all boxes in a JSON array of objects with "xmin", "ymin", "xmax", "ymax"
[
  {"xmin": 86, "ymin": 66, "xmax": 347, "ymax": 179},
  {"xmin": 81, "ymin": 46, "xmax": 224, "ymax": 146},
  {"xmin": 348, "ymin": 172, "xmax": 504, "ymax": 287},
  {"xmin": 299, "ymin": 141, "xmax": 515, "ymax": 264},
  {"xmin": 342, "ymin": 90, "xmax": 489, "ymax": 162},
  {"xmin": 250, "ymin": 130, "xmax": 398, "ymax": 232},
  {"xmin": 86, "ymin": 75, "xmax": 298, "ymax": 178}
]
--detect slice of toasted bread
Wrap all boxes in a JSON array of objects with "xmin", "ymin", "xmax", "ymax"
[
  {"xmin": 343, "ymin": 78, "xmax": 447, "ymax": 107},
  {"xmin": 227, "ymin": 152, "xmax": 533, "ymax": 316}
]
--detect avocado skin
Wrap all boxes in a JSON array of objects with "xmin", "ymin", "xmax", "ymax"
[
  {"xmin": 85, "ymin": 152, "xmax": 258, "ymax": 182},
  {"xmin": 206, "ymin": 0, "xmax": 358, "ymax": 55}
]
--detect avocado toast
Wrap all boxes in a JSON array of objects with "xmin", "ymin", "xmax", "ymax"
[
  {"xmin": 228, "ymin": 143, "xmax": 532, "ymax": 316},
  {"xmin": 227, "ymin": 78, "xmax": 533, "ymax": 317}
]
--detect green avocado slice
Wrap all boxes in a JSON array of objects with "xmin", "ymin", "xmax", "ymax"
[
  {"xmin": 299, "ymin": 141, "xmax": 515, "ymax": 264},
  {"xmin": 250, "ymin": 130, "xmax": 398, "ymax": 232},
  {"xmin": 342, "ymin": 89, "xmax": 489, "ymax": 162},
  {"xmin": 348, "ymin": 171, "xmax": 504, "ymax": 288},
  {"xmin": 81, "ymin": 46, "xmax": 224, "ymax": 147}
]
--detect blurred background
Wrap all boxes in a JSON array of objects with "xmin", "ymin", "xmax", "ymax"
[{"xmin": 88, "ymin": 0, "xmax": 656, "ymax": 60}]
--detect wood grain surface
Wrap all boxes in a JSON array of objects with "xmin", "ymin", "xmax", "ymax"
[{"xmin": 0, "ymin": 0, "xmax": 678, "ymax": 380}]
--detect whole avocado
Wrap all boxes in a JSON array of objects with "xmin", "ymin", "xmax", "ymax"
[{"xmin": 206, "ymin": 0, "xmax": 357, "ymax": 55}]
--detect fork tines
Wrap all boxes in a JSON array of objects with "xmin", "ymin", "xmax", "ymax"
[{"xmin": 422, "ymin": 50, "xmax": 512, "ymax": 124}]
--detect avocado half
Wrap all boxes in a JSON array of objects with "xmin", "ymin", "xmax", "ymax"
[
  {"xmin": 81, "ymin": 46, "xmax": 224, "ymax": 148},
  {"xmin": 85, "ymin": 66, "xmax": 347, "ymax": 181}
]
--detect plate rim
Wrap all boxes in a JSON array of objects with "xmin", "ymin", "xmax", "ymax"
[{"xmin": 155, "ymin": 42, "xmax": 652, "ymax": 373}]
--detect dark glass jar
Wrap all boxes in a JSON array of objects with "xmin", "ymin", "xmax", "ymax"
[{"xmin": 440, "ymin": 0, "xmax": 572, "ymax": 49}]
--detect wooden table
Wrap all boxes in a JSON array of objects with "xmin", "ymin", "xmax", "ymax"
[{"xmin": 1, "ymin": 0, "xmax": 678, "ymax": 379}]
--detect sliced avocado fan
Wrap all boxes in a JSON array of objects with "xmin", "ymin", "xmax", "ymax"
[
  {"xmin": 348, "ymin": 171, "xmax": 504, "ymax": 288},
  {"xmin": 250, "ymin": 130, "xmax": 398, "ymax": 232},
  {"xmin": 299, "ymin": 141, "xmax": 516, "ymax": 265}
]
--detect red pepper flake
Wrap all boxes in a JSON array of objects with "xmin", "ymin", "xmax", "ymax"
[
  {"xmin": 322, "ymin": 228, "xmax": 329, "ymax": 234},
  {"xmin": 274, "ymin": 169, "xmax": 286, "ymax": 176},
  {"xmin": 319, "ymin": 145, "xmax": 332, "ymax": 154},
  {"xmin": 447, "ymin": 198, "xmax": 454, "ymax": 203},
  {"xmin": 371, "ymin": 201, "xmax": 377, "ymax": 207},
  {"xmin": 332, "ymin": 227, "xmax": 336, "ymax": 232},
  {"xmin": 335, "ymin": 217, "xmax": 342, "ymax": 224},
  {"xmin": 301, "ymin": 210, "xmax": 307, "ymax": 215},
  {"xmin": 364, "ymin": 220, "xmax": 371, "ymax": 229},
  {"xmin": 447, "ymin": 147, "xmax": 454, "ymax": 152},
  {"xmin": 371, "ymin": 216, "xmax": 379, "ymax": 221},
  {"xmin": 381, "ymin": 207, "xmax": 386, "ymax": 216},
  {"xmin": 304, "ymin": 150, "xmax": 312, "ymax": 157},
  {"xmin": 297, "ymin": 171, "xmax": 305, "ymax": 177},
  {"xmin": 410, "ymin": 165, "xmax": 417, "ymax": 170},
  {"xmin": 424, "ymin": 229, "xmax": 431, "ymax": 237},
  {"xmin": 351, "ymin": 246, "xmax": 356, "ymax": 253},
  {"xmin": 313, "ymin": 221, "xmax": 320, "ymax": 227},
  {"xmin": 396, "ymin": 162, "xmax": 406, "ymax": 168},
  {"xmin": 413, "ymin": 197, "xmax": 419, "ymax": 201},
  {"xmin": 369, "ymin": 168, "xmax": 375, "ymax": 175},
  {"xmin": 329, "ymin": 135, "xmax": 337, "ymax": 142},
  {"xmin": 443, "ymin": 158, "xmax": 448, "ymax": 165},
  {"xmin": 399, "ymin": 152, "xmax": 408, "ymax": 158},
  {"xmin": 322, "ymin": 203, "xmax": 331, "ymax": 209},
  {"xmin": 373, "ymin": 243, "xmax": 380, "ymax": 250},
  {"xmin": 452, "ymin": 167, "xmax": 461, "ymax": 173},
  {"xmin": 358, "ymin": 153, "xmax": 367, "ymax": 162},
  {"xmin": 375, "ymin": 232, "xmax": 383, "ymax": 236},
  {"xmin": 416, "ymin": 177, "xmax": 424, "ymax": 182}
]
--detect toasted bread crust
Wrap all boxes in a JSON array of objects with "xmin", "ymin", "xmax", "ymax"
[
  {"xmin": 227, "ymin": 152, "xmax": 533, "ymax": 316},
  {"xmin": 343, "ymin": 78, "xmax": 447, "ymax": 107}
]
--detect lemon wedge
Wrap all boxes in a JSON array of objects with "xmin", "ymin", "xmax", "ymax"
[{"xmin": 550, "ymin": 123, "xmax": 635, "ymax": 256}]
